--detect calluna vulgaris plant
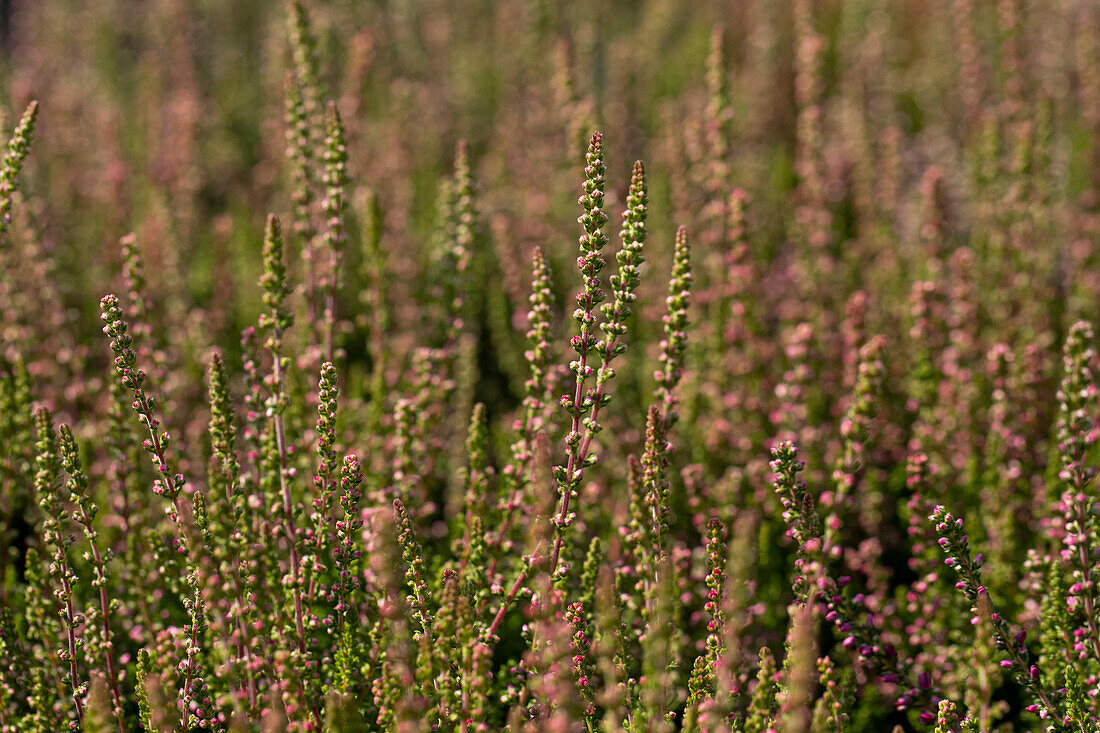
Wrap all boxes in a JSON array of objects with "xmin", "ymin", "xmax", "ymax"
[{"xmin": 4, "ymin": 1, "xmax": 1100, "ymax": 731}]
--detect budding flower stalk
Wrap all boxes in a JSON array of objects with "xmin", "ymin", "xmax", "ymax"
[
  {"xmin": 333, "ymin": 454, "xmax": 363, "ymax": 636},
  {"xmin": 320, "ymin": 102, "xmax": 348, "ymax": 364},
  {"xmin": 1055, "ymin": 321, "xmax": 1100, "ymax": 662},
  {"xmin": 258, "ymin": 213, "xmax": 321, "ymax": 729},
  {"xmin": 654, "ymin": 226, "xmax": 692, "ymax": 425},
  {"xmin": 0, "ymin": 100, "xmax": 38, "ymax": 244},
  {"xmin": 550, "ymin": 137, "xmax": 648, "ymax": 582},
  {"xmin": 932, "ymin": 505, "xmax": 1063, "ymax": 723},
  {"xmin": 34, "ymin": 409, "xmax": 86, "ymax": 729},
  {"xmin": 58, "ymin": 424, "xmax": 126, "ymax": 733},
  {"xmin": 100, "ymin": 294, "xmax": 188, "ymax": 531},
  {"xmin": 310, "ymin": 360, "xmax": 340, "ymax": 600},
  {"xmin": 492, "ymin": 247, "xmax": 554, "ymax": 573}
]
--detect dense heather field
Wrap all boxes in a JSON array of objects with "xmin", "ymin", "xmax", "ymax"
[{"xmin": 3, "ymin": 0, "xmax": 1100, "ymax": 730}]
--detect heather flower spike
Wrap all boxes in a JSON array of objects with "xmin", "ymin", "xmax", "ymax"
[
  {"xmin": 100, "ymin": 294, "xmax": 187, "ymax": 515},
  {"xmin": 932, "ymin": 505, "xmax": 1064, "ymax": 724},
  {"xmin": 58, "ymin": 424, "xmax": 126, "ymax": 733},
  {"xmin": 393, "ymin": 498, "xmax": 434, "ymax": 644},
  {"xmin": 599, "ymin": 158, "xmax": 648, "ymax": 366},
  {"xmin": 333, "ymin": 453, "xmax": 363, "ymax": 636},
  {"xmin": 259, "ymin": 213, "xmax": 293, "ymax": 343},
  {"xmin": 258, "ymin": 212, "xmax": 323, "ymax": 728},
  {"xmin": 493, "ymin": 245, "xmax": 555, "ymax": 571},
  {"xmin": 641, "ymin": 404, "xmax": 671, "ymax": 573},
  {"xmin": 284, "ymin": 0, "xmax": 325, "ymax": 333},
  {"xmin": 34, "ymin": 408, "xmax": 86, "ymax": 729},
  {"xmin": 0, "ymin": 100, "xmax": 38, "ymax": 243},
  {"xmin": 312, "ymin": 359, "xmax": 340, "ymax": 587},
  {"xmin": 655, "ymin": 225, "xmax": 692, "ymax": 425},
  {"xmin": 206, "ymin": 352, "xmax": 237, "ymax": 494},
  {"xmin": 321, "ymin": 102, "xmax": 348, "ymax": 363},
  {"xmin": 285, "ymin": 71, "xmax": 317, "ymax": 251},
  {"xmin": 686, "ymin": 517, "xmax": 727, "ymax": 711},
  {"xmin": 1056, "ymin": 321, "xmax": 1100, "ymax": 662},
  {"xmin": 287, "ymin": 0, "xmax": 323, "ymax": 134},
  {"xmin": 433, "ymin": 140, "xmax": 477, "ymax": 349},
  {"xmin": 826, "ymin": 334, "xmax": 886, "ymax": 552},
  {"xmin": 549, "ymin": 131, "xmax": 610, "ymax": 581},
  {"xmin": 551, "ymin": 136, "xmax": 649, "ymax": 583}
]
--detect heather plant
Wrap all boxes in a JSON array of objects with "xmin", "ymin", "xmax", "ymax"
[{"xmin": 4, "ymin": 0, "xmax": 1100, "ymax": 731}]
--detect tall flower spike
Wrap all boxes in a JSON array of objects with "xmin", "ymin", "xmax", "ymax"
[
  {"xmin": 1055, "ymin": 320, "xmax": 1100, "ymax": 662},
  {"xmin": 931, "ymin": 506, "xmax": 1063, "ymax": 723},
  {"xmin": 654, "ymin": 226, "xmax": 692, "ymax": 425},
  {"xmin": 135, "ymin": 650, "xmax": 154, "ymax": 732},
  {"xmin": 577, "ymin": 132, "xmax": 609, "ymax": 317},
  {"xmin": 524, "ymin": 246, "xmax": 555, "ymax": 421},
  {"xmin": 438, "ymin": 140, "xmax": 476, "ymax": 347},
  {"xmin": 287, "ymin": 0, "xmax": 323, "ymax": 137},
  {"xmin": 825, "ymin": 335, "xmax": 886, "ymax": 553},
  {"xmin": 261, "ymin": 213, "xmax": 320, "ymax": 727},
  {"xmin": 813, "ymin": 656, "xmax": 854, "ymax": 733},
  {"xmin": 58, "ymin": 424, "xmax": 126, "ymax": 733},
  {"xmin": 597, "ymin": 159, "xmax": 647, "ymax": 363},
  {"xmin": 393, "ymin": 498, "xmax": 434, "ymax": 643},
  {"xmin": 333, "ymin": 453, "xmax": 363, "ymax": 638},
  {"xmin": 493, "ymin": 246, "xmax": 555, "ymax": 570},
  {"xmin": 285, "ymin": 0, "xmax": 323, "ymax": 341},
  {"xmin": 687, "ymin": 517, "xmax": 728, "ymax": 709},
  {"xmin": 120, "ymin": 234, "xmax": 151, "ymax": 332},
  {"xmin": 641, "ymin": 404, "xmax": 671, "ymax": 572},
  {"xmin": 34, "ymin": 409, "xmax": 86, "ymax": 729},
  {"xmin": 284, "ymin": 70, "xmax": 315, "ymax": 235},
  {"xmin": 549, "ymin": 131, "xmax": 609, "ymax": 581},
  {"xmin": 0, "ymin": 100, "xmax": 39, "ymax": 243},
  {"xmin": 178, "ymin": 585, "xmax": 221, "ymax": 733},
  {"xmin": 550, "ymin": 141, "xmax": 651, "ymax": 583},
  {"xmin": 770, "ymin": 441, "xmax": 821, "ymax": 602},
  {"xmin": 1057, "ymin": 321, "xmax": 1098, "ymax": 487},
  {"xmin": 320, "ymin": 102, "xmax": 348, "ymax": 363},
  {"xmin": 745, "ymin": 648, "xmax": 780, "ymax": 731},
  {"xmin": 101, "ymin": 297, "xmax": 219, "ymax": 724},
  {"xmin": 100, "ymin": 294, "xmax": 186, "ymax": 511},
  {"xmin": 204, "ymin": 351, "xmax": 259, "ymax": 713},
  {"xmin": 259, "ymin": 214, "xmax": 293, "ymax": 343},
  {"xmin": 207, "ymin": 351, "xmax": 239, "ymax": 504},
  {"xmin": 704, "ymin": 26, "xmax": 732, "ymax": 200},
  {"xmin": 459, "ymin": 402, "xmax": 490, "ymax": 575},
  {"xmin": 284, "ymin": 71, "xmax": 318, "ymax": 321},
  {"xmin": 564, "ymin": 601, "xmax": 597, "ymax": 726},
  {"xmin": 312, "ymin": 360, "xmax": 340, "ymax": 591},
  {"xmin": 451, "ymin": 140, "xmax": 477, "ymax": 323}
]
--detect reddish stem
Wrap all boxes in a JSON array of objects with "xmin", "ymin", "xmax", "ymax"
[
  {"xmin": 485, "ymin": 565, "xmax": 530, "ymax": 642},
  {"xmin": 58, "ymin": 566, "xmax": 85, "ymax": 725},
  {"xmin": 75, "ymin": 503, "xmax": 126, "ymax": 733},
  {"xmin": 549, "ymin": 331, "xmax": 622, "ymax": 578}
]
